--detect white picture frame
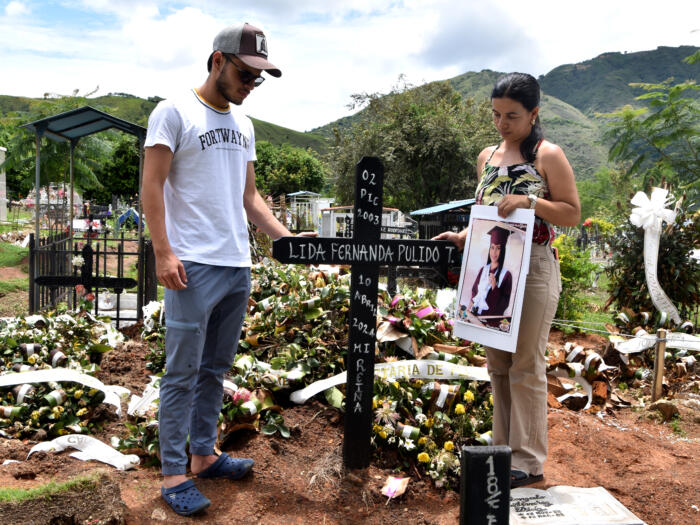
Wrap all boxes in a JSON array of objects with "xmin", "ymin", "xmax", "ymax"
[{"xmin": 453, "ymin": 205, "xmax": 535, "ymax": 353}]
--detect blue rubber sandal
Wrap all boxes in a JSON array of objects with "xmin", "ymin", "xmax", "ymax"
[
  {"xmin": 196, "ymin": 452, "xmax": 254, "ymax": 481},
  {"xmin": 511, "ymin": 469, "xmax": 544, "ymax": 488},
  {"xmin": 161, "ymin": 479, "xmax": 210, "ymax": 516}
]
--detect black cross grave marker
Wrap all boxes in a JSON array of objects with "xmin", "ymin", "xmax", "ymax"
[
  {"xmin": 35, "ymin": 243, "xmax": 137, "ymax": 294},
  {"xmin": 273, "ymin": 157, "xmax": 460, "ymax": 469}
]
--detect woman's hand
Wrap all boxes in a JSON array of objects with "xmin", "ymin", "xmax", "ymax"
[
  {"xmin": 432, "ymin": 230, "xmax": 467, "ymax": 251},
  {"xmin": 489, "ymin": 272, "xmax": 497, "ymax": 289},
  {"xmin": 496, "ymin": 194, "xmax": 529, "ymax": 218}
]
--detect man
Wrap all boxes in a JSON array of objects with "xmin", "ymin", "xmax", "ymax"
[{"xmin": 142, "ymin": 23, "xmax": 312, "ymax": 516}]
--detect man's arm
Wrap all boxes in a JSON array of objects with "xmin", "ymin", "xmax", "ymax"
[
  {"xmin": 141, "ymin": 144, "xmax": 187, "ymax": 289},
  {"xmin": 242, "ymin": 161, "xmax": 296, "ymax": 239}
]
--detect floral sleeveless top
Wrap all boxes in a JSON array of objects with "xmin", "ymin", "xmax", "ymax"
[{"xmin": 474, "ymin": 142, "xmax": 556, "ymax": 246}]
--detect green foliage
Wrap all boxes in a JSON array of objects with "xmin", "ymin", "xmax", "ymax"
[
  {"xmin": 606, "ymin": 202, "xmax": 700, "ymax": 320},
  {"xmin": 599, "ymin": 78, "xmax": 700, "ymax": 200},
  {"xmin": 83, "ymin": 134, "xmax": 140, "ymax": 204},
  {"xmin": 250, "ymin": 117, "xmax": 327, "ymax": 154},
  {"xmin": 0, "ymin": 92, "xmax": 113, "ymax": 198},
  {"xmin": 552, "ymin": 235, "xmax": 597, "ymax": 322},
  {"xmin": 540, "ymin": 45, "xmax": 700, "ymax": 114},
  {"xmin": 254, "ymin": 141, "xmax": 327, "ymax": 197},
  {"xmin": 329, "ymin": 78, "xmax": 498, "ymax": 212},
  {"xmin": 577, "ymin": 166, "xmax": 637, "ymax": 223}
]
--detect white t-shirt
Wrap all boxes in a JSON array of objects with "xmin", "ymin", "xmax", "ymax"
[{"xmin": 145, "ymin": 89, "xmax": 256, "ymax": 267}]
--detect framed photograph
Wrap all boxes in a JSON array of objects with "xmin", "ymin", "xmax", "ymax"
[{"xmin": 453, "ymin": 205, "xmax": 535, "ymax": 353}]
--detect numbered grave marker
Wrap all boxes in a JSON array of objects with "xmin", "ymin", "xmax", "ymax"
[
  {"xmin": 460, "ymin": 445, "xmax": 511, "ymax": 525},
  {"xmin": 273, "ymin": 156, "xmax": 460, "ymax": 469}
]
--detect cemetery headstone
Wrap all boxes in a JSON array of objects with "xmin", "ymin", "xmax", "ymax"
[
  {"xmin": 273, "ymin": 156, "xmax": 460, "ymax": 469},
  {"xmin": 460, "ymin": 445, "xmax": 511, "ymax": 525}
]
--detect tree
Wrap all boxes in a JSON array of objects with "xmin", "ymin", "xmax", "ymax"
[
  {"xmin": 329, "ymin": 78, "xmax": 498, "ymax": 212},
  {"xmin": 577, "ymin": 165, "xmax": 636, "ymax": 224},
  {"xmin": 254, "ymin": 141, "xmax": 326, "ymax": 197},
  {"xmin": 83, "ymin": 134, "xmax": 140, "ymax": 204},
  {"xmin": 599, "ymin": 78, "xmax": 699, "ymax": 201},
  {"xmin": 0, "ymin": 92, "xmax": 111, "ymax": 198}
]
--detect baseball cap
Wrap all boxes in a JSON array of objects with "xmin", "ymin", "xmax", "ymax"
[{"xmin": 213, "ymin": 23, "xmax": 281, "ymax": 77}]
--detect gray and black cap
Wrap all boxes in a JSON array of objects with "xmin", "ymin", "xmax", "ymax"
[{"xmin": 213, "ymin": 23, "xmax": 281, "ymax": 77}]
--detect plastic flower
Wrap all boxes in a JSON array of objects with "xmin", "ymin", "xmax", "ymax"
[
  {"xmin": 489, "ymin": 394, "xmax": 493, "ymax": 406},
  {"xmin": 232, "ymin": 388, "xmax": 252, "ymax": 404},
  {"xmin": 72, "ymin": 256, "xmax": 85, "ymax": 267},
  {"xmin": 418, "ymin": 437, "xmax": 427, "ymax": 446},
  {"xmin": 374, "ymin": 400, "xmax": 399, "ymax": 426},
  {"xmin": 84, "ymin": 293, "xmax": 95, "ymax": 302},
  {"xmin": 378, "ymin": 430, "xmax": 387, "ymax": 439},
  {"xmin": 454, "ymin": 403, "xmax": 466, "ymax": 415},
  {"xmin": 444, "ymin": 441, "xmax": 454, "ymax": 452},
  {"xmin": 424, "ymin": 418, "xmax": 434, "ymax": 428},
  {"xmin": 417, "ymin": 452, "xmax": 430, "ymax": 463},
  {"xmin": 402, "ymin": 438, "xmax": 416, "ymax": 451},
  {"xmin": 463, "ymin": 390, "xmax": 475, "ymax": 403},
  {"xmin": 75, "ymin": 284, "xmax": 86, "ymax": 297}
]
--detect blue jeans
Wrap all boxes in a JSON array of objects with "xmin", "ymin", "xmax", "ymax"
[{"xmin": 159, "ymin": 261, "xmax": 250, "ymax": 476}]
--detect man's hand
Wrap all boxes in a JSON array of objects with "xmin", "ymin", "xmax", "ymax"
[
  {"xmin": 296, "ymin": 231, "xmax": 318, "ymax": 238},
  {"xmin": 156, "ymin": 251, "xmax": 188, "ymax": 290}
]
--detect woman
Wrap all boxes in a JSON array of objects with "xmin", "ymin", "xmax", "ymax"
[
  {"xmin": 468, "ymin": 226, "xmax": 512, "ymax": 324},
  {"xmin": 436, "ymin": 72, "xmax": 580, "ymax": 487}
]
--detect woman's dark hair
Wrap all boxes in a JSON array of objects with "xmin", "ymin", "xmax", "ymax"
[
  {"xmin": 486, "ymin": 241, "xmax": 508, "ymax": 280},
  {"xmin": 491, "ymin": 72, "xmax": 543, "ymax": 163}
]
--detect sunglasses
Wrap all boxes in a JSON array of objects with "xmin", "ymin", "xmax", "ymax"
[{"xmin": 223, "ymin": 55, "xmax": 265, "ymax": 87}]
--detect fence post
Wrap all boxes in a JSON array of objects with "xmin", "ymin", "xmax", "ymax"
[
  {"xmin": 144, "ymin": 240, "xmax": 158, "ymax": 306},
  {"xmin": 137, "ymin": 237, "xmax": 144, "ymax": 320},
  {"xmin": 28, "ymin": 233, "xmax": 35, "ymax": 314},
  {"xmin": 652, "ymin": 328, "xmax": 667, "ymax": 402}
]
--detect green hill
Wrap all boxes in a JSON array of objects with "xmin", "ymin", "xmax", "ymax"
[
  {"xmin": 2, "ymin": 45, "xmax": 696, "ymax": 180},
  {"xmin": 313, "ymin": 70, "xmax": 607, "ymax": 179},
  {"xmin": 539, "ymin": 45, "xmax": 700, "ymax": 114},
  {"xmin": 0, "ymin": 93, "xmax": 328, "ymax": 154}
]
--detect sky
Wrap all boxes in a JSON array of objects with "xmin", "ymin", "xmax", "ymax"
[{"xmin": 1, "ymin": 0, "xmax": 699, "ymax": 132}]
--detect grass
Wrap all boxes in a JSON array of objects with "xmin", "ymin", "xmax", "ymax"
[
  {"xmin": 580, "ymin": 271, "xmax": 614, "ymax": 327},
  {"xmin": 0, "ymin": 243, "xmax": 28, "ymax": 267},
  {"xmin": 0, "ymin": 470, "xmax": 103, "ymax": 503},
  {"xmin": 0, "ymin": 277, "xmax": 28, "ymax": 294}
]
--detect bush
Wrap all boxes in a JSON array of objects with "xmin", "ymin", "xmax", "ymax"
[
  {"xmin": 606, "ymin": 202, "xmax": 700, "ymax": 322},
  {"xmin": 553, "ymin": 234, "xmax": 598, "ymax": 322}
]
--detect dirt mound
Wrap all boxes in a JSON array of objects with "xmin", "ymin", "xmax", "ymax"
[{"xmin": 0, "ymin": 331, "xmax": 698, "ymax": 524}]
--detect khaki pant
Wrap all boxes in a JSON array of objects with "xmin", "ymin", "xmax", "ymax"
[{"xmin": 486, "ymin": 243, "xmax": 561, "ymax": 476}]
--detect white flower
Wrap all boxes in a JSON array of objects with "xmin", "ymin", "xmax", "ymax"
[
  {"xmin": 72, "ymin": 255, "xmax": 85, "ymax": 267},
  {"xmin": 387, "ymin": 436, "xmax": 396, "ymax": 445},
  {"xmin": 415, "ymin": 413, "xmax": 427, "ymax": 424},
  {"xmin": 402, "ymin": 438, "xmax": 415, "ymax": 451},
  {"xmin": 142, "ymin": 301, "xmax": 163, "ymax": 320}
]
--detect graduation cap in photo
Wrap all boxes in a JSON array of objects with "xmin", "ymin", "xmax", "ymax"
[{"xmin": 487, "ymin": 225, "xmax": 512, "ymax": 246}]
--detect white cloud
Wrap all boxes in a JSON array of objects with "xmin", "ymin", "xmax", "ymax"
[
  {"xmin": 5, "ymin": 1, "xmax": 29, "ymax": 17},
  {"xmin": 0, "ymin": 1, "xmax": 698, "ymax": 131}
]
